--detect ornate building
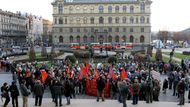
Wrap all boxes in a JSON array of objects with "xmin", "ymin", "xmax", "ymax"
[
  {"xmin": 43, "ymin": 19, "xmax": 52, "ymax": 46},
  {"xmin": 52, "ymin": 0, "xmax": 152, "ymax": 44},
  {"xmin": 0, "ymin": 9, "xmax": 27, "ymax": 47}
]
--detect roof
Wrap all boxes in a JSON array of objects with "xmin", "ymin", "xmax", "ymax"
[{"xmin": 64, "ymin": 0, "xmax": 138, "ymax": 4}]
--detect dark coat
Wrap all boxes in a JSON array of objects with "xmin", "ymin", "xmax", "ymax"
[
  {"xmin": 20, "ymin": 84, "xmax": 30, "ymax": 96},
  {"xmin": 33, "ymin": 82, "xmax": 44, "ymax": 96},
  {"xmin": 163, "ymin": 79, "xmax": 168, "ymax": 90},
  {"xmin": 53, "ymin": 83, "xmax": 64, "ymax": 95},
  {"xmin": 9, "ymin": 84, "xmax": 19, "ymax": 97},
  {"xmin": 64, "ymin": 80, "xmax": 71, "ymax": 97},
  {"xmin": 97, "ymin": 77, "xmax": 105, "ymax": 91}
]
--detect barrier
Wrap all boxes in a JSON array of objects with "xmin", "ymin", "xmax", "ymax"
[{"xmin": 86, "ymin": 79, "xmax": 110, "ymax": 98}]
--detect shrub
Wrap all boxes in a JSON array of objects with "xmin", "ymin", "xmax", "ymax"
[
  {"xmin": 108, "ymin": 56, "xmax": 117, "ymax": 64},
  {"xmin": 182, "ymin": 51, "xmax": 190, "ymax": 55},
  {"xmin": 65, "ymin": 55, "xmax": 77, "ymax": 64}
]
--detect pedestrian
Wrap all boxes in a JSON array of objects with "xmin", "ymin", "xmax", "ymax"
[
  {"xmin": 96, "ymin": 75, "xmax": 106, "ymax": 102},
  {"xmin": 120, "ymin": 80, "xmax": 129, "ymax": 107},
  {"xmin": 162, "ymin": 78, "xmax": 168, "ymax": 94},
  {"xmin": 53, "ymin": 80, "xmax": 63, "ymax": 107},
  {"xmin": 64, "ymin": 79, "xmax": 72, "ymax": 105},
  {"xmin": 132, "ymin": 79, "xmax": 140, "ymax": 105},
  {"xmin": 153, "ymin": 80, "xmax": 160, "ymax": 101},
  {"xmin": 177, "ymin": 79, "xmax": 185, "ymax": 105},
  {"xmin": 146, "ymin": 77, "xmax": 153, "ymax": 103},
  {"xmin": 12, "ymin": 72, "xmax": 18, "ymax": 84},
  {"xmin": 33, "ymin": 80, "xmax": 44, "ymax": 106},
  {"xmin": 9, "ymin": 81, "xmax": 19, "ymax": 107},
  {"xmin": 1, "ymin": 82, "xmax": 10, "ymax": 107},
  {"xmin": 20, "ymin": 80, "xmax": 31, "ymax": 107},
  {"xmin": 188, "ymin": 83, "xmax": 190, "ymax": 103}
]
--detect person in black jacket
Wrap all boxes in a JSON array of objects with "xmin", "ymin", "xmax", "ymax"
[
  {"xmin": 1, "ymin": 82, "xmax": 10, "ymax": 107},
  {"xmin": 33, "ymin": 80, "xmax": 44, "ymax": 106},
  {"xmin": 9, "ymin": 81, "xmax": 19, "ymax": 107},
  {"xmin": 96, "ymin": 75, "xmax": 106, "ymax": 102},
  {"xmin": 64, "ymin": 79, "xmax": 71, "ymax": 105},
  {"xmin": 53, "ymin": 80, "xmax": 63, "ymax": 107}
]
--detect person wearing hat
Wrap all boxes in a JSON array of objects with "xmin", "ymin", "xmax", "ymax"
[
  {"xmin": 33, "ymin": 80, "xmax": 44, "ymax": 106},
  {"xmin": 9, "ymin": 81, "xmax": 19, "ymax": 107}
]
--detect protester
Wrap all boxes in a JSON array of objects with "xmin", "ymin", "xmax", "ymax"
[
  {"xmin": 9, "ymin": 81, "xmax": 19, "ymax": 107},
  {"xmin": 33, "ymin": 80, "xmax": 44, "ymax": 106},
  {"xmin": 162, "ymin": 78, "xmax": 168, "ymax": 94},
  {"xmin": 1, "ymin": 82, "xmax": 10, "ymax": 107},
  {"xmin": 132, "ymin": 78, "xmax": 140, "ymax": 105},
  {"xmin": 177, "ymin": 79, "xmax": 185, "ymax": 105},
  {"xmin": 20, "ymin": 80, "xmax": 31, "ymax": 107},
  {"xmin": 64, "ymin": 79, "xmax": 72, "ymax": 105},
  {"xmin": 53, "ymin": 80, "xmax": 63, "ymax": 107},
  {"xmin": 96, "ymin": 75, "xmax": 106, "ymax": 102},
  {"xmin": 120, "ymin": 80, "xmax": 129, "ymax": 107}
]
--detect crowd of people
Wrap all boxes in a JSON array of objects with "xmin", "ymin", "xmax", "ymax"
[{"xmin": 0, "ymin": 54, "xmax": 190, "ymax": 107}]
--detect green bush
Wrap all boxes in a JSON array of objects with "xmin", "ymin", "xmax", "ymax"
[
  {"xmin": 108, "ymin": 56, "xmax": 117, "ymax": 64},
  {"xmin": 29, "ymin": 46, "xmax": 36, "ymax": 62},
  {"xmin": 65, "ymin": 55, "xmax": 77, "ymax": 64}
]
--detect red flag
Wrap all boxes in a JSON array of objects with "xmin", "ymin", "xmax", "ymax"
[
  {"xmin": 109, "ymin": 65, "xmax": 117, "ymax": 80},
  {"xmin": 41, "ymin": 70, "xmax": 48, "ymax": 83},
  {"xmin": 121, "ymin": 68, "xmax": 127, "ymax": 80},
  {"xmin": 67, "ymin": 64, "xmax": 70, "ymax": 74},
  {"xmin": 85, "ymin": 63, "xmax": 89, "ymax": 74}
]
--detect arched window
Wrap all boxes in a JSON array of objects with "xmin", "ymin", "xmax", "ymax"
[
  {"xmin": 83, "ymin": 35, "xmax": 87, "ymax": 43},
  {"xmin": 99, "ymin": 17, "xmax": 104, "ymax": 24},
  {"xmin": 108, "ymin": 17, "xmax": 112, "ymax": 23},
  {"xmin": 58, "ymin": 4, "xmax": 63, "ymax": 14},
  {"xmin": 140, "ymin": 3, "xmax": 145, "ymax": 12},
  {"xmin": 76, "ymin": 36, "xmax": 80, "ymax": 43},
  {"xmin": 90, "ymin": 17, "xmax": 94, "ymax": 24},
  {"xmin": 122, "ymin": 17, "xmax": 127, "ymax": 23},
  {"xmin": 99, "ymin": 6, "xmax": 104, "ymax": 13},
  {"xmin": 130, "ymin": 35, "xmax": 134, "ymax": 43},
  {"xmin": 90, "ymin": 36, "xmax": 95, "ymax": 42},
  {"xmin": 115, "ymin": 17, "xmax": 120, "ymax": 23},
  {"xmin": 115, "ymin": 6, "xmax": 119, "ymax": 13},
  {"xmin": 147, "ymin": 17, "xmax": 150, "ymax": 23},
  {"xmin": 140, "ymin": 35, "xmax": 145, "ymax": 43},
  {"xmin": 59, "ymin": 17, "xmax": 63, "ymax": 24},
  {"xmin": 122, "ymin": 35, "xmax": 126, "ymax": 42},
  {"xmin": 130, "ymin": 6, "xmax": 134, "ymax": 13},
  {"xmin": 140, "ymin": 16, "xmax": 145, "ymax": 23},
  {"xmin": 115, "ymin": 35, "xmax": 120, "ymax": 43},
  {"xmin": 130, "ymin": 17, "xmax": 134, "ymax": 23},
  {"xmin": 83, "ymin": 17, "xmax": 87, "ymax": 24},
  {"xmin": 123, "ymin": 6, "xmax": 127, "ymax": 12},
  {"xmin": 108, "ymin": 35, "xmax": 112, "ymax": 42},
  {"xmin": 70, "ymin": 35, "xmax": 73, "ymax": 43},
  {"xmin": 59, "ymin": 36, "xmax": 63, "ymax": 43},
  {"xmin": 108, "ymin": 6, "xmax": 112, "ymax": 13}
]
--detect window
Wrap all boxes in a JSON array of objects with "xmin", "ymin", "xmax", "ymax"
[
  {"xmin": 59, "ymin": 36, "xmax": 63, "ymax": 43},
  {"xmin": 54, "ymin": 18, "xmax": 57, "ymax": 24},
  {"xmin": 140, "ymin": 3, "xmax": 145, "ymax": 12},
  {"xmin": 90, "ymin": 17, "xmax": 94, "ymax": 24},
  {"xmin": 115, "ymin": 35, "xmax": 120, "ymax": 42},
  {"xmin": 130, "ymin": 17, "xmax": 134, "ymax": 23},
  {"xmin": 58, "ymin": 4, "xmax": 63, "ymax": 14},
  {"xmin": 140, "ymin": 16, "xmax": 145, "ymax": 23},
  {"xmin": 122, "ymin": 35, "xmax": 126, "ymax": 42},
  {"xmin": 83, "ymin": 17, "xmax": 87, "ymax": 24},
  {"xmin": 99, "ymin": 6, "xmax": 104, "ymax": 13},
  {"xmin": 77, "ymin": 28, "xmax": 80, "ymax": 32},
  {"xmin": 130, "ymin": 28, "xmax": 133, "ymax": 32},
  {"xmin": 141, "ymin": 27, "xmax": 144, "ymax": 32},
  {"xmin": 115, "ymin": 27, "xmax": 119, "ymax": 32},
  {"xmin": 108, "ymin": 35, "xmax": 112, "ymax": 42},
  {"xmin": 123, "ymin": 6, "xmax": 127, "ymax": 13},
  {"xmin": 115, "ymin": 6, "xmax": 119, "ymax": 13},
  {"xmin": 140, "ymin": 35, "xmax": 145, "ymax": 43},
  {"xmin": 65, "ymin": 18, "xmax": 67, "ymax": 24},
  {"xmin": 76, "ymin": 18, "xmax": 80, "ymax": 24},
  {"xmin": 91, "ymin": 28, "xmax": 94, "ymax": 32},
  {"xmin": 59, "ymin": 18, "xmax": 63, "ymax": 24},
  {"xmin": 115, "ymin": 17, "xmax": 120, "ymax": 23},
  {"xmin": 59, "ymin": 28, "xmax": 63, "ymax": 32},
  {"xmin": 90, "ymin": 36, "xmax": 95, "ymax": 42},
  {"xmin": 136, "ymin": 17, "xmax": 138, "ymax": 23},
  {"xmin": 147, "ymin": 17, "xmax": 150, "ymax": 23},
  {"xmin": 130, "ymin": 35, "xmax": 134, "ymax": 43},
  {"xmin": 130, "ymin": 6, "xmax": 134, "ymax": 13},
  {"xmin": 70, "ymin": 35, "xmax": 73, "ymax": 43},
  {"xmin": 69, "ymin": 28, "xmax": 73, "ymax": 33},
  {"xmin": 76, "ymin": 6, "xmax": 80, "ymax": 10},
  {"xmin": 76, "ymin": 36, "xmax": 80, "ymax": 43},
  {"xmin": 108, "ymin": 28, "xmax": 112, "ymax": 32},
  {"xmin": 108, "ymin": 6, "xmax": 112, "ymax": 13},
  {"xmin": 84, "ymin": 28, "xmax": 88, "ymax": 32},
  {"xmin": 83, "ymin": 35, "xmax": 87, "ymax": 43},
  {"xmin": 123, "ymin": 28, "xmax": 126, "ymax": 32},
  {"xmin": 122, "ymin": 17, "xmax": 127, "ymax": 23},
  {"xmin": 99, "ymin": 17, "xmax": 104, "ymax": 24},
  {"xmin": 108, "ymin": 17, "xmax": 112, "ymax": 24}
]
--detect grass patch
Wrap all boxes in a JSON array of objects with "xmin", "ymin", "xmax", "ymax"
[
  {"xmin": 163, "ymin": 52, "xmax": 190, "ymax": 60},
  {"xmin": 151, "ymin": 53, "xmax": 170, "ymax": 62}
]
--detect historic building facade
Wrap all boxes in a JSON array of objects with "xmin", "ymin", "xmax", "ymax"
[
  {"xmin": 52, "ymin": 0, "xmax": 152, "ymax": 44},
  {"xmin": 0, "ymin": 9, "xmax": 27, "ymax": 47},
  {"xmin": 43, "ymin": 19, "xmax": 53, "ymax": 45}
]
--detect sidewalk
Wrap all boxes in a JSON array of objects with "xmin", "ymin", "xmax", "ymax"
[{"xmin": 1, "ymin": 98, "xmax": 190, "ymax": 107}]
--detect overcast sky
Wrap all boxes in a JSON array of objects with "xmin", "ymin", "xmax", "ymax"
[{"xmin": 0, "ymin": 0, "xmax": 190, "ymax": 32}]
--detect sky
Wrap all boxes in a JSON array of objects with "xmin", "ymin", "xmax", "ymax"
[{"xmin": 0, "ymin": 0, "xmax": 190, "ymax": 32}]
